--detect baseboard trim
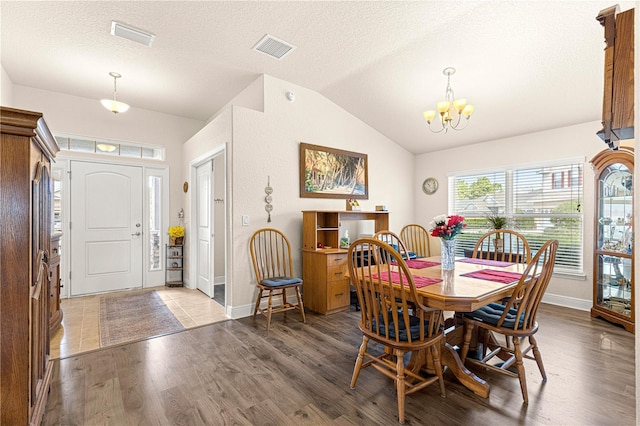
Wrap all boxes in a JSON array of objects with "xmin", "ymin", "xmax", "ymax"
[{"xmin": 542, "ymin": 293, "xmax": 591, "ymax": 311}]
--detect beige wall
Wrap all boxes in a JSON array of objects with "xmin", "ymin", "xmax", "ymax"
[
  {"xmin": 1, "ymin": 64, "xmax": 13, "ymax": 105},
  {"xmin": 415, "ymin": 122, "xmax": 623, "ymax": 309},
  {"xmin": 182, "ymin": 74, "xmax": 415, "ymax": 316}
]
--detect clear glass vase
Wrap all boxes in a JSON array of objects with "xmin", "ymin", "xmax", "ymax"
[{"xmin": 440, "ymin": 238, "xmax": 456, "ymax": 270}]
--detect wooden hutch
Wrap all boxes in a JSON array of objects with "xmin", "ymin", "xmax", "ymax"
[
  {"xmin": 301, "ymin": 210, "xmax": 389, "ymax": 314},
  {"xmin": 0, "ymin": 107, "xmax": 59, "ymax": 425}
]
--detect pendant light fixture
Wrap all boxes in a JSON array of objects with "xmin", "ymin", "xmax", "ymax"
[
  {"xmin": 101, "ymin": 72, "xmax": 130, "ymax": 114},
  {"xmin": 423, "ymin": 67, "xmax": 474, "ymax": 133}
]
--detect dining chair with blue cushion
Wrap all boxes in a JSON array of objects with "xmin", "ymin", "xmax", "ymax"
[
  {"xmin": 459, "ymin": 239, "xmax": 558, "ymax": 403},
  {"xmin": 400, "ymin": 224, "xmax": 431, "ymax": 258},
  {"xmin": 250, "ymin": 228, "xmax": 306, "ymax": 331},
  {"xmin": 348, "ymin": 238, "xmax": 445, "ymax": 424}
]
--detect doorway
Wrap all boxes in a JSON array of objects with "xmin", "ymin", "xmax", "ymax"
[{"xmin": 190, "ymin": 148, "xmax": 226, "ymax": 307}]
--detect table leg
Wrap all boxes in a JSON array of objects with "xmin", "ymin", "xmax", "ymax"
[
  {"xmin": 440, "ymin": 342, "xmax": 490, "ymax": 398},
  {"xmin": 408, "ymin": 319, "xmax": 490, "ymax": 398}
]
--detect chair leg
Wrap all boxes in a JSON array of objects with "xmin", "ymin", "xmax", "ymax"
[
  {"xmin": 512, "ymin": 336, "xmax": 528, "ymax": 403},
  {"xmin": 350, "ymin": 336, "xmax": 369, "ymax": 388},
  {"xmin": 265, "ymin": 290, "xmax": 274, "ymax": 331},
  {"xmin": 295, "ymin": 286, "xmax": 306, "ymax": 323},
  {"xmin": 253, "ymin": 288, "xmax": 263, "ymax": 319},
  {"xmin": 529, "ymin": 335, "xmax": 547, "ymax": 382},
  {"xmin": 460, "ymin": 322, "xmax": 475, "ymax": 362},
  {"xmin": 395, "ymin": 349, "xmax": 406, "ymax": 424},
  {"xmin": 431, "ymin": 343, "xmax": 446, "ymax": 397}
]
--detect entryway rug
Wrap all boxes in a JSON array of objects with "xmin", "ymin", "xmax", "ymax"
[{"xmin": 99, "ymin": 290, "xmax": 185, "ymax": 347}]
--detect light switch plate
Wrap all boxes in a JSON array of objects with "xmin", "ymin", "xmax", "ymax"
[{"xmin": 242, "ymin": 215, "xmax": 249, "ymax": 226}]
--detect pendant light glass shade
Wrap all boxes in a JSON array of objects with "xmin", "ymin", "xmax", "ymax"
[
  {"xmin": 101, "ymin": 72, "xmax": 130, "ymax": 114},
  {"xmin": 100, "ymin": 99, "xmax": 129, "ymax": 114}
]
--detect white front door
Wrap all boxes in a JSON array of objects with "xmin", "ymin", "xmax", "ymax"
[
  {"xmin": 196, "ymin": 160, "xmax": 213, "ymax": 297},
  {"xmin": 70, "ymin": 161, "xmax": 143, "ymax": 296}
]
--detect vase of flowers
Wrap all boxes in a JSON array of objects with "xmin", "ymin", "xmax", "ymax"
[
  {"xmin": 169, "ymin": 226, "xmax": 185, "ymax": 246},
  {"xmin": 428, "ymin": 214, "xmax": 466, "ymax": 270}
]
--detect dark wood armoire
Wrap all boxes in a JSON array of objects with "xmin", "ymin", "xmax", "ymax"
[{"xmin": 1, "ymin": 107, "xmax": 59, "ymax": 425}]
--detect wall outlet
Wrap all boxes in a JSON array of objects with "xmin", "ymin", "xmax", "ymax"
[{"xmin": 242, "ymin": 215, "xmax": 249, "ymax": 226}]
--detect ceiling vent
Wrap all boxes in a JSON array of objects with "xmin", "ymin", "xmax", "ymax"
[
  {"xmin": 252, "ymin": 34, "xmax": 296, "ymax": 60},
  {"xmin": 110, "ymin": 21, "xmax": 155, "ymax": 47}
]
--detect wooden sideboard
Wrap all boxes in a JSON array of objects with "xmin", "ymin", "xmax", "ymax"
[
  {"xmin": 1, "ymin": 106, "xmax": 59, "ymax": 425},
  {"xmin": 301, "ymin": 210, "xmax": 389, "ymax": 314}
]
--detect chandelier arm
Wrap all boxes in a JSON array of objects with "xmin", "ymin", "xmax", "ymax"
[
  {"xmin": 427, "ymin": 121, "xmax": 448, "ymax": 134},
  {"xmin": 448, "ymin": 117, "xmax": 471, "ymax": 131}
]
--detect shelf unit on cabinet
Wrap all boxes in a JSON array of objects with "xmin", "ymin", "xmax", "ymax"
[
  {"xmin": 590, "ymin": 147, "xmax": 634, "ymax": 333},
  {"xmin": 301, "ymin": 210, "xmax": 389, "ymax": 314},
  {"xmin": 166, "ymin": 244, "xmax": 184, "ymax": 287}
]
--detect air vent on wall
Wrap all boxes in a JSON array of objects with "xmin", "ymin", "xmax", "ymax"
[
  {"xmin": 252, "ymin": 34, "xmax": 296, "ymax": 60},
  {"xmin": 110, "ymin": 21, "xmax": 155, "ymax": 47}
]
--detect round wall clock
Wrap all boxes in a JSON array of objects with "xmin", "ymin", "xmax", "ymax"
[{"xmin": 422, "ymin": 177, "xmax": 439, "ymax": 195}]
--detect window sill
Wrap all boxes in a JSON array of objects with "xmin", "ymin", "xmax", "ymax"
[{"xmin": 552, "ymin": 271, "xmax": 587, "ymax": 281}]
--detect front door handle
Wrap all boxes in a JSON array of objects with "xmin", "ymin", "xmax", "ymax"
[{"xmin": 131, "ymin": 232, "xmax": 141, "ymax": 237}]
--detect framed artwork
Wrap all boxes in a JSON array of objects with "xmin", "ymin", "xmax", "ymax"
[{"xmin": 299, "ymin": 142, "xmax": 368, "ymax": 199}]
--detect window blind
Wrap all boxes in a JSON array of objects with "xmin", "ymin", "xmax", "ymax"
[{"xmin": 448, "ymin": 161, "xmax": 584, "ymax": 274}]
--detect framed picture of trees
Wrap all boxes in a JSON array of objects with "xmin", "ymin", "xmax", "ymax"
[{"xmin": 299, "ymin": 142, "xmax": 368, "ymax": 199}]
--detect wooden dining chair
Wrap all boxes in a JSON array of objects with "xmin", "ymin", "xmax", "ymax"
[
  {"xmin": 249, "ymin": 228, "xmax": 306, "ymax": 331},
  {"xmin": 348, "ymin": 238, "xmax": 445, "ymax": 424},
  {"xmin": 400, "ymin": 224, "xmax": 431, "ymax": 258},
  {"xmin": 471, "ymin": 229, "xmax": 531, "ymax": 264},
  {"xmin": 373, "ymin": 230, "xmax": 416, "ymax": 261},
  {"xmin": 459, "ymin": 239, "xmax": 559, "ymax": 403}
]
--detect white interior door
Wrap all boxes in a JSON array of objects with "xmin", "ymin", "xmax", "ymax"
[
  {"xmin": 70, "ymin": 161, "xmax": 143, "ymax": 296},
  {"xmin": 196, "ymin": 160, "xmax": 213, "ymax": 297}
]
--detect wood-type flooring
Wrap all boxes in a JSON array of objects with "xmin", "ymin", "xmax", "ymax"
[{"xmin": 42, "ymin": 304, "xmax": 635, "ymax": 425}]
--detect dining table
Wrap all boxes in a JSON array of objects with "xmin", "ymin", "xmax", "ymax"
[{"xmin": 395, "ymin": 255, "xmax": 527, "ymax": 398}]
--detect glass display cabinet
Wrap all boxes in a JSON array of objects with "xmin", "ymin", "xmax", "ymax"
[{"xmin": 590, "ymin": 147, "xmax": 634, "ymax": 333}]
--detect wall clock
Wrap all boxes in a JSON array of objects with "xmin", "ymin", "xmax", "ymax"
[{"xmin": 422, "ymin": 177, "xmax": 439, "ymax": 195}]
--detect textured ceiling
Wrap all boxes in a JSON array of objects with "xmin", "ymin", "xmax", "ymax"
[{"xmin": 1, "ymin": 1, "xmax": 634, "ymax": 154}]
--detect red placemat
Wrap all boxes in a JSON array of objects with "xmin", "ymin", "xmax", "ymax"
[
  {"xmin": 371, "ymin": 271, "xmax": 441, "ymax": 288},
  {"xmin": 460, "ymin": 269, "xmax": 522, "ymax": 284},
  {"xmin": 405, "ymin": 259, "xmax": 440, "ymax": 269},
  {"xmin": 458, "ymin": 258, "xmax": 515, "ymax": 267}
]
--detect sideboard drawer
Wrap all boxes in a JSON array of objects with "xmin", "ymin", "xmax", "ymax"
[
  {"xmin": 326, "ymin": 278, "xmax": 350, "ymax": 312},
  {"xmin": 327, "ymin": 264, "xmax": 347, "ymax": 282}
]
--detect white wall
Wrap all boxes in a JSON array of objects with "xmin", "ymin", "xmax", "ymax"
[
  {"xmin": 10, "ymin": 85, "xmax": 204, "ymax": 221},
  {"xmin": 182, "ymin": 74, "xmax": 415, "ymax": 316},
  {"xmin": 415, "ymin": 121, "xmax": 623, "ymax": 309},
  {"xmin": 1, "ymin": 64, "xmax": 13, "ymax": 105}
]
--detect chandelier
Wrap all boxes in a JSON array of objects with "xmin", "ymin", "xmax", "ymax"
[
  {"xmin": 423, "ymin": 67, "xmax": 474, "ymax": 133},
  {"xmin": 100, "ymin": 72, "xmax": 130, "ymax": 114}
]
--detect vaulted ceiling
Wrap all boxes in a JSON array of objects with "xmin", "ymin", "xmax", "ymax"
[{"xmin": 1, "ymin": 1, "xmax": 633, "ymax": 154}]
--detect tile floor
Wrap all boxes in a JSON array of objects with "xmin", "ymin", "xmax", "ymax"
[{"xmin": 50, "ymin": 286, "xmax": 227, "ymax": 359}]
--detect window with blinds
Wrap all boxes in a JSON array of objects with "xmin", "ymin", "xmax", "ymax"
[{"xmin": 448, "ymin": 159, "xmax": 584, "ymax": 275}]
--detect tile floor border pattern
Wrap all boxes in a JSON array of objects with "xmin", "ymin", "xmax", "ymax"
[{"xmin": 50, "ymin": 286, "xmax": 228, "ymax": 359}]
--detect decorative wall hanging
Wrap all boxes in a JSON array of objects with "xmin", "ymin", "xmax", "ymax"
[
  {"xmin": 265, "ymin": 176, "xmax": 273, "ymax": 222},
  {"xmin": 299, "ymin": 142, "xmax": 368, "ymax": 199}
]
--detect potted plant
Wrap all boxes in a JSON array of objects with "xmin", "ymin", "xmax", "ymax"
[{"xmin": 486, "ymin": 214, "xmax": 509, "ymax": 251}]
